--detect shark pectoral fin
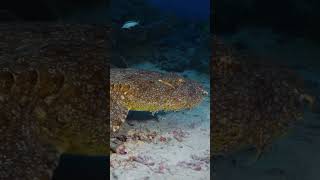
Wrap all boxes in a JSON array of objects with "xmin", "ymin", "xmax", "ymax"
[{"xmin": 110, "ymin": 97, "xmax": 128, "ymax": 133}]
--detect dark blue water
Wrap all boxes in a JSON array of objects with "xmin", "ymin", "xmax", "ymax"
[
  {"xmin": 52, "ymin": 155, "xmax": 109, "ymax": 180},
  {"xmin": 148, "ymin": 0, "xmax": 209, "ymax": 20}
]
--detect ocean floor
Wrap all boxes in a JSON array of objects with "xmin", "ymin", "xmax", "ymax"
[
  {"xmin": 110, "ymin": 63, "xmax": 210, "ymax": 180},
  {"xmin": 214, "ymin": 29, "xmax": 320, "ymax": 180}
]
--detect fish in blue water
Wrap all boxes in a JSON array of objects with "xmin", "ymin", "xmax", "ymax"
[{"xmin": 121, "ymin": 21, "xmax": 139, "ymax": 29}]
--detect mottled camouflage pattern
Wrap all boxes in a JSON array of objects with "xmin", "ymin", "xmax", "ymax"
[
  {"xmin": 0, "ymin": 60, "xmax": 109, "ymax": 180},
  {"xmin": 0, "ymin": 24, "xmax": 109, "ymax": 180},
  {"xmin": 110, "ymin": 68, "xmax": 207, "ymax": 133},
  {"xmin": 212, "ymin": 37, "xmax": 311, "ymax": 157}
]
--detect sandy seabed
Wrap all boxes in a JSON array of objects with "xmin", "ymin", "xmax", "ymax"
[{"xmin": 110, "ymin": 64, "xmax": 210, "ymax": 180}]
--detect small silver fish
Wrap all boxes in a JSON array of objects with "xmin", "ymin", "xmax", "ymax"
[{"xmin": 121, "ymin": 21, "xmax": 139, "ymax": 29}]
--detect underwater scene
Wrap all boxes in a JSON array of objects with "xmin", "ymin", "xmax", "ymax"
[
  {"xmin": 109, "ymin": 0, "xmax": 210, "ymax": 179},
  {"xmin": 0, "ymin": 1, "xmax": 110, "ymax": 180},
  {"xmin": 213, "ymin": 0, "xmax": 320, "ymax": 180},
  {"xmin": 0, "ymin": 23, "xmax": 109, "ymax": 180},
  {"xmin": 0, "ymin": 0, "xmax": 211, "ymax": 179},
  {"xmin": 2, "ymin": 0, "xmax": 320, "ymax": 179}
]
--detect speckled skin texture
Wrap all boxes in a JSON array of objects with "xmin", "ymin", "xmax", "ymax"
[
  {"xmin": 0, "ymin": 24, "xmax": 109, "ymax": 180},
  {"xmin": 110, "ymin": 68, "xmax": 207, "ymax": 133},
  {"xmin": 212, "ymin": 37, "xmax": 309, "ymax": 156}
]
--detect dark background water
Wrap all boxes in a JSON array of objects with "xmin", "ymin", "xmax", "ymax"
[
  {"xmin": 213, "ymin": 0, "xmax": 320, "ymax": 42},
  {"xmin": 52, "ymin": 155, "xmax": 109, "ymax": 180},
  {"xmin": 0, "ymin": 0, "xmax": 210, "ymax": 22},
  {"xmin": 0, "ymin": 0, "xmax": 110, "ymax": 23},
  {"xmin": 148, "ymin": 0, "xmax": 210, "ymax": 20},
  {"xmin": 0, "ymin": 0, "xmax": 108, "ymax": 21}
]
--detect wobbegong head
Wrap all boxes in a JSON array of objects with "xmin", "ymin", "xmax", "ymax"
[{"xmin": 112, "ymin": 69, "xmax": 207, "ymax": 112}]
